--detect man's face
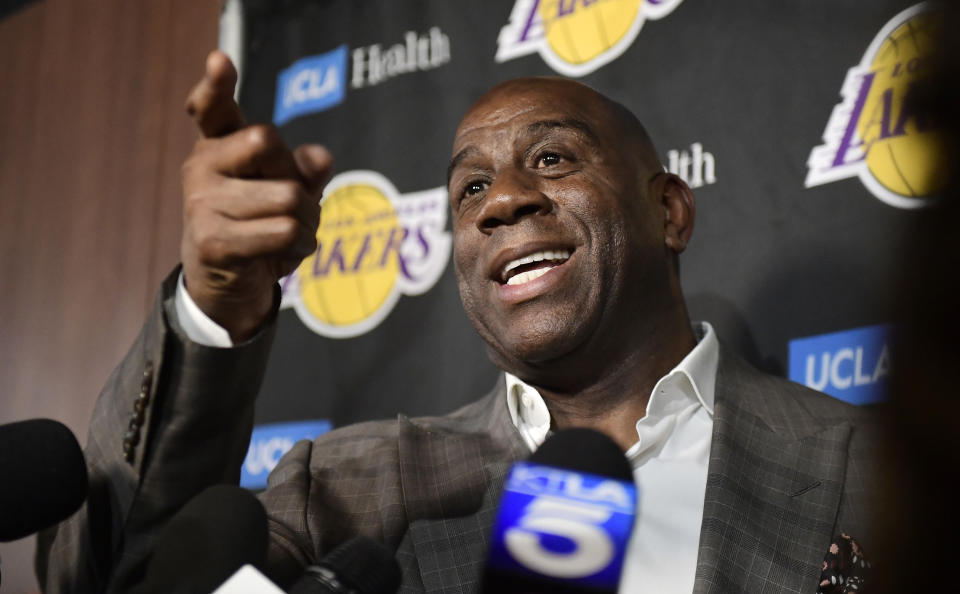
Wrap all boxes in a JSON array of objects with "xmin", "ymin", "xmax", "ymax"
[{"xmin": 448, "ymin": 79, "xmax": 674, "ymax": 378}]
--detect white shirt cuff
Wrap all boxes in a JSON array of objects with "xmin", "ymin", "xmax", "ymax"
[{"xmin": 175, "ymin": 272, "xmax": 235, "ymax": 348}]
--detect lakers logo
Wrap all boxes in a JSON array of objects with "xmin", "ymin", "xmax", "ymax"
[
  {"xmin": 496, "ymin": 0, "xmax": 685, "ymax": 77},
  {"xmin": 279, "ymin": 171, "xmax": 451, "ymax": 338},
  {"xmin": 806, "ymin": 3, "xmax": 944, "ymax": 209}
]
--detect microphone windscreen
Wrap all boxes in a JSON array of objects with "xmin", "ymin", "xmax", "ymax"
[
  {"xmin": 0, "ymin": 419, "xmax": 87, "ymax": 542},
  {"xmin": 482, "ymin": 429, "xmax": 637, "ymax": 593},
  {"xmin": 528, "ymin": 427, "xmax": 632, "ymax": 480},
  {"xmin": 316, "ymin": 536, "xmax": 402, "ymax": 593},
  {"xmin": 139, "ymin": 484, "xmax": 267, "ymax": 594}
]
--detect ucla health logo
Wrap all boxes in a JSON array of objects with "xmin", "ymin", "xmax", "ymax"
[
  {"xmin": 280, "ymin": 171, "xmax": 451, "ymax": 338},
  {"xmin": 665, "ymin": 142, "xmax": 716, "ymax": 189},
  {"xmin": 274, "ymin": 46, "xmax": 349, "ymax": 126},
  {"xmin": 496, "ymin": 0, "xmax": 685, "ymax": 77},
  {"xmin": 806, "ymin": 3, "xmax": 945, "ymax": 209},
  {"xmin": 788, "ymin": 324, "xmax": 892, "ymax": 406},
  {"xmin": 241, "ymin": 420, "xmax": 332, "ymax": 490},
  {"xmin": 274, "ymin": 28, "xmax": 451, "ymax": 124}
]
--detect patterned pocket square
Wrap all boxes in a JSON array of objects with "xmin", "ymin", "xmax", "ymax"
[{"xmin": 816, "ymin": 533, "xmax": 870, "ymax": 593}]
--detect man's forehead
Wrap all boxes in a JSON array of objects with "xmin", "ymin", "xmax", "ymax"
[
  {"xmin": 453, "ymin": 78, "xmax": 605, "ymax": 154},
  {"xmin": 447, "ymin": 77, "xmax": 661, "ymax": 183},
  {"xmin": 454, "ymin": 78, "xmax": 612, "ymax": 146}
]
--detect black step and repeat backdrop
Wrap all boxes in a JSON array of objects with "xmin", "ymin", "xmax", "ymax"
[{"xmin": 231, "ymin": 0, "xmax": 940, "ymax": 488}]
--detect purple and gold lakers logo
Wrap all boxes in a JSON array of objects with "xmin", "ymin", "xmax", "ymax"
[
  {"xmin": 806, "ymin": 3, "xmax": 945, "ymax": 209},
  {"xmin": 496, "ymin": 0, "xmax": 685, "ymax": 77},
  {"xmin": 279, "ymin": 171, "xmax": 451, "ymax": 338}
]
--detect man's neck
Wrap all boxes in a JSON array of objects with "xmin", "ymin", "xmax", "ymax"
[{"xmin": 528, "ymin": 313, "xmax": 697, "ymax": 451}]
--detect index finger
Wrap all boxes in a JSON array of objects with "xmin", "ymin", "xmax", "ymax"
[{"xmin": 185, "ymin": 50, "xmax": 246, "ymax": 138}]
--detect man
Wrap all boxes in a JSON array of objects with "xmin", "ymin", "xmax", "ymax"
[{"xmin": 38, "ymin": 52, "xmax": 877, "ymax": 593}]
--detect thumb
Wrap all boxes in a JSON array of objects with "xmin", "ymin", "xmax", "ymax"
[{"xmin": 293, "ymin": 144, "xmax": 334, "ymax": 196}]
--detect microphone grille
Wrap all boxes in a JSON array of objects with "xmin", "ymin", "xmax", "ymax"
[
  {"xmin": 528, "ymin": 427, "xmax": 632, "ymax": 481},
  {"xmin": 317, "ymin": 536, "xmax": 402, "ymax": 594},
  {"xmin": 0, "ymin": 419, "xmax": 88, "ymax": 542},
  {"xmin": 139, "ymin": 484, "xmax": 267, "ymax": 594}
]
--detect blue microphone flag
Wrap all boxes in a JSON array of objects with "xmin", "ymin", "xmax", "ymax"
[{"xmin": 487, "ymin": 461, "xmax": 637, "ymax": 591}]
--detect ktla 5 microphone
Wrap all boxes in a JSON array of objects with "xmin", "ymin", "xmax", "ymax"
[
  {"xmin": 0, "ymin": 418, "xmax": 88, "ymax": 542},
  {"xmin": 137, "ymin": 484, "xmax": 268, "ymax": 594},
  {"xmin": 482, "ymin": 428, "xmax": 636, "ymax": 593}
]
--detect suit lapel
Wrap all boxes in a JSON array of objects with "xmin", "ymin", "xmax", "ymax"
[
  {"xmin": 694, "ymin": 351, "xmax": 852, "ymax": 594},
  {"xmin": 397, "ymin": 381, "xmax": 528, "ymax": 593},
  {"xmin": 394, "ymin": 353, "xmax": 852, "ymax": 593}
]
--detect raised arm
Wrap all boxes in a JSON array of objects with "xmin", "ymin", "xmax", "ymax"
[
  {"xmin": 37, "ymin": 51, "xmax": 332, "ymax": 593},
  {"xmin": 181, "ymin": 50, "xmax": 331, "ymax": 341}
]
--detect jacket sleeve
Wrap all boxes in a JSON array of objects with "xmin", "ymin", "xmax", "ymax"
[{"xmin": 36, "ymin": 269, "xmax": 277, "ymax": 593}]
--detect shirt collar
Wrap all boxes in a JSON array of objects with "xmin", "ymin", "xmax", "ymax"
[
  {"xmin": 504, "ymin": 321, "xmax": 719, "ymax": 446},
  {"xmin": 672, "ymin": 320, "xmax": 717, "ymax": 415}
]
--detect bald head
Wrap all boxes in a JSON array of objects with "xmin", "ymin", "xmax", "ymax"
[
  {"xmin": 446, "ymin": 75, "xmax": 696, "ymax": 381},
  {"xmin": 452, "ymin": 77, "xmax": 663, "ymax": 184}
]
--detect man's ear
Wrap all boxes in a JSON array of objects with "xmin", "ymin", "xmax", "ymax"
[{"xmin": 656, "ymin": 173, "xmax": 695, "ymax": 254}]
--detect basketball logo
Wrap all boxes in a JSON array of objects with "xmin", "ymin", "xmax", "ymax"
[
  {"xmin": 806, "ymin": 3, "xmax": 944, "ymax": 209},
  {"xmin": 496, "ymin": 0, "xmax": 685, "ymax": 77},
  {"xmin": 299, "ymin": 181, "xmax": 400, "ymax": 328},
  {"xmin": 279, "ymin": 171, "xmax": 451, "ymax": 338},
  {"xmin": 540, "ymin": 0, "xmax": 642, "ymax": 66}
]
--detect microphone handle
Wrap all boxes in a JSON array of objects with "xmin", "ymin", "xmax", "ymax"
[
  {"xmin": 287, "ymin": 565, "xmax": 354, "ymax": 594},
  {"xmin": 483, "ymin": 570, "xmax": 615, "ymax": 594}
]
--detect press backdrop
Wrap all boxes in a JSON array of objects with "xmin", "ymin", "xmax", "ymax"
[{"xmin": 229, "ymin": 0, "xmax": 937, "ymax": 487}]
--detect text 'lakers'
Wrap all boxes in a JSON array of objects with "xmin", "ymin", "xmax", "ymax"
[{"xmin": 280, "ymin": 171, "xmax": 451, "ymax": 339}]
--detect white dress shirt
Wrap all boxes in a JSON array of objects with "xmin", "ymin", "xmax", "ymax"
[
  {"xmin": 505, "ymin": 322, "xmax": 718, "ymax": 594},
  {"xmin": 176, "ymin": 279, "xmax": 718, "ymax": 592},
  {"xmin": 175, "ymin": 273, "xmax": 235, "ymax": 347}
]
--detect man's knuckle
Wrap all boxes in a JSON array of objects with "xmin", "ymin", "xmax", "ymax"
[
  {"xmin": 247, "ymin": 124, "xmax": 279, "ymax": 151},
  {"xmin": 275, "ymin": 182, "xmax": 301, "ymax": 212},
  {"xmin": 276, "ymin": 218, "xmax": 300, "ymax": 244},
  {"xmin": 184, "ymin": 186, "xmax": 216, "ymax": 213},
  {"xmin": 194, "ymin": 226, "xmax": 226, "ymax": 262}
]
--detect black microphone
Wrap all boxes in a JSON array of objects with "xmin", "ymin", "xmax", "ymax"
[
  {"xmin": 482, "ymin": 428, "xmax": 636, "ymax": 593},
  {"xmin": 137, "ymin": 484, "xmax": 268, "ymax": 594},
  {"xmin": 528, "ymin": 427, "xmax": 633, "ymax": 478},
  {"xmin": 0, "ymin": 419, "xmax": 88, "ymax": 542},
  {"xmin": 287, "ymin": 536, "xmax": 401, "ymax": 594}
]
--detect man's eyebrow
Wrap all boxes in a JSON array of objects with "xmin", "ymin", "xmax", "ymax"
[
  {"xmin": 525, "ymin": 118, "xmax": 600, "ymax": 147},
  {"xmin": 447, "ymin": 146, "xmax": 478, "ymax": 185},
  {"xmin": 446, "ymin": 118, "xmax": 599, "ymax": 184}
]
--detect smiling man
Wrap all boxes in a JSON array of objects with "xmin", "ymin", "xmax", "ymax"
[
  {"xmin": 448, "ymin": 78, "xmax": 697, "ymax": 451},
  {"xmin": 39, "ymin": 54, "xmax": 878, "ymax": 594}
]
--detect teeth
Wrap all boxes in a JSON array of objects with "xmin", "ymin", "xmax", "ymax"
[
  {"xmin": 501, "ymin": 249, "xmax": 571, "ymax": 286},
  {"xmin": 503, "ymin": 250, "xmax": 571, "ymax": 277},
  {"xmin": 506, "ymin": 267, "xmax": 553, "ymax": 286}
]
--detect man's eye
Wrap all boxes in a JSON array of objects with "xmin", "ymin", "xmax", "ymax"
[
  {"xmin": 464, "ymin": 181, "xmax": 485, "ymax": 196},
  {"xmin": 536, "ymin": 153, "xmax": 562, "ymax": 168}
]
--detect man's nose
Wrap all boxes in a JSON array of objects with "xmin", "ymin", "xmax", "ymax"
[{"xmin": 475, "ymin": 171, "xmax": 552, "ymax": 233}]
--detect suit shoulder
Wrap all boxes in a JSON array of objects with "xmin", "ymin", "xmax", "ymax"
[
  {"xmin": 307, "ymin": 417, "xmax": 402, "ymax": 462},
  {"xmin": 301, "ymin": 387, "xmax": 499, "ymax": 461},
  {"xmin": 719, "ymin": 349, "xmax": 879, "ymax": 438},
  {"xmin": 764, "ymin": 372, "xmax": 875, "ymax": 424}
]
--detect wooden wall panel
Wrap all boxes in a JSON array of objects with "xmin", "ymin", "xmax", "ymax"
[{"xmin": 0, "ymin": 1, "xmax": 221, "ymax": 590}]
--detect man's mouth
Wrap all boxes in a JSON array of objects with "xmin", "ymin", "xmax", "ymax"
[{"xmin": 500, "ymin": 249, "xmax": 572, "ymax": 286}]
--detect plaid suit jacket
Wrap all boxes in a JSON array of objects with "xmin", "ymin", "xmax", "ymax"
[{"xmin": 38, "ymin": 273, "xmax": 878, "ymax": 593}]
